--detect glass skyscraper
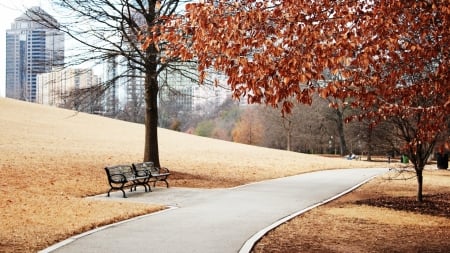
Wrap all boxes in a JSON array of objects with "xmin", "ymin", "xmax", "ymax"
[{"xmin": 5, "ymin": 7, "xmax": 64, "ymax": 102}]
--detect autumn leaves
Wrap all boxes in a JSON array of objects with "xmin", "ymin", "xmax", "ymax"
[{"xmin": 147, "ymin": 1, "xmax": 448, "ymax": 152}]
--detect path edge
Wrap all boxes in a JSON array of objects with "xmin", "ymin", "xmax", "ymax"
[
  {"xmin": 238, "ymin": 173, "xmax": 382, "ymax": 253},
  {"xmin": 38, "ymin": 206, "xmax": 178, "ymax": 253}
]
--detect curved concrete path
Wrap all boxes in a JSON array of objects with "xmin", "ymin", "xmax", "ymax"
[{"xmin": 41, "ymin": 168, "xmax": 388, "ymax": 253}]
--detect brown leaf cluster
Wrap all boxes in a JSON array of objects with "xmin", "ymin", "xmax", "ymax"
[{"xmin": 157, "ymin": 0, "xmax": 449, "ymax": 155}]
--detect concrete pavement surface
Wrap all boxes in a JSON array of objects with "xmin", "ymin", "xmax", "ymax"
[{"xmin": 41, "ymin": 168, "xmax": 388, "ymax": 253}]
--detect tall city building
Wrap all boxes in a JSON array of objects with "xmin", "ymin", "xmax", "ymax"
[
  {"xmin": 158, "ymin": 62, "xmax": 230, "ymax": 113},
  {"xmin": 103, "ymin": 55, "xmax": 120, "ymax": 115},
  {"xmin": 5, "ymin": 7, "xmax": 64, "ymax": 102}
]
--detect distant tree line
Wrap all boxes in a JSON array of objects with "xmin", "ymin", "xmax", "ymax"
[{"xmin": 151, "ymin": 94, "xmax": 399, "ymax": 159}]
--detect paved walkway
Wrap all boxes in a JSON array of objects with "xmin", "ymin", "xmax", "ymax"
[{"xmin": 41, "ymin": 168, "xmax": 388, "ymax": 253}]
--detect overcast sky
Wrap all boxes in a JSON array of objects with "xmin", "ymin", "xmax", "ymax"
[
  {"xmin": 0, "ymin": 1, "xmax": 54, "ymax": 97},
  {"xmin": 0, "ymin": 1, "xmax": 191, "ymax": 98}
]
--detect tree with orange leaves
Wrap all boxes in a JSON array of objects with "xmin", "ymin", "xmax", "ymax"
[
  {"xmin": 232, "ymin": 106, "xmax": 264, "ymax": 145},
  {"xmin": 160, "ymin": 0, "xmax": 449, "ymax": 201}
]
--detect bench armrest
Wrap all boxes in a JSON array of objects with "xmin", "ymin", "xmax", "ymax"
[
  {"xmin": 135, "ymin": 169, "xmax": 150, "ymax": 177},
  {"xmin": 158, "ymin": 167, "xmax": 170, "ymax": 174},
  {"xmin": 109, "ymin": 173, "xmax": 127, "ymax": 183}
]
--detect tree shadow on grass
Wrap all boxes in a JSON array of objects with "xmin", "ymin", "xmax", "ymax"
[{"xmin": 355, "ymin": 193, "xmax": 450, "ymax": 217}]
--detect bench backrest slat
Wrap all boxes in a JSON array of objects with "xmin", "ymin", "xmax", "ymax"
[
  {"xmin": 105, "ymin": 165, "xmax": 135, "ymax": 181},
  {"xmin": 132, "ymin": 162, "xmax": 155, "ymax": 177}
]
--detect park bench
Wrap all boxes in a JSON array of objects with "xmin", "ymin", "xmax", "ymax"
[
  {"xmin": 104, "ymin": 164, "xmax": 152, "ymax": 198},
  {"xmin": 132, "ymin": 162, "xmax": 171, "ymax": 188}
]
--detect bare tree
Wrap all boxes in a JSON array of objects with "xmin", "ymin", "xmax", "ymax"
[
  {"xmin": 253, "ymin": 95, "xmax": 331, "ymax": 153},
  {"xmin": 31, "ymin": 0, "xmax": 195, "ymax": 166},
  {"xmin": 61, "ymin": 85, "xmax": 105, "ymax": 114}
]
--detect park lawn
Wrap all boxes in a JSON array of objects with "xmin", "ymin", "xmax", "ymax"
[
  {"xmin": 0, "ymin": 98, "xmax": 448, "ymax": 252},
  {"xmin": 253, "ymin": 169, "xmax": 450, "ymax": 252}
]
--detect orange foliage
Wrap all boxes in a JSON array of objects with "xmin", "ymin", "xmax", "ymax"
[
  {"xmin": 232, "ymin": 107, "xmax": 264, "ymax": 145},
  {"xmin": 153, "ymin": 0, "xmax": 449, "ymax": 154}
]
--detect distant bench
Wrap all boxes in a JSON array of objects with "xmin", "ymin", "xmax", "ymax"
[{"xmin": 105, "ymin": 162, "xmax": 170, "ymax": 198}]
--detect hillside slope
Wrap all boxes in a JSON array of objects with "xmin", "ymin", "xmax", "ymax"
[
  {"xmin": 0, "ymin": 98, "xmax": 381, "ymax": 252},
  {"xmin": 0, "ymin": 97, "xmax": 378, "ymax": 188},
  {"xmin": 1, "ymin": 98, "xmax": 447, "ymax": 253}
]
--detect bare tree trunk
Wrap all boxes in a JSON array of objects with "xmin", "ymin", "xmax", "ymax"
[
  {"xmin": 284, "ymin": 119, "xmax": 292, "ymax": 151},
  {"xmin": 366, "ymin": 151, "xmax": 372, "ymax": 161},
  {"xmin": 286, "ymin": 131, "xmax": 291, "ymax": 151},
  {"xmin": 336, "ymin": 110, "xmax": 348, "ymax": 155},
  {"xmin": 249, "ymin": 123, "xmax": 252, "ymax": 144},
  {"xmin": 366, "ymin": 127, "xmax": 373, "ymax": 161},
  {"xmin": 416, "ymin": 168, "xmax": 423, "ymax": 202},
  {"xmin": 143, "ymin": 65, "xmax": 160, "ymax": 167},
  {"xmin": 142, "ymin": 2, "xmax": 161, "ymax": 167}
]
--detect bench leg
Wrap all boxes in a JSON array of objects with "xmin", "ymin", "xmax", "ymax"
[
  {"xmin": 163, "ymin": 179, "xmax": 169, "ymax": 188},
  {"xmin": 131, "ymin": 180, "xmax": 152, "ymax": 193},
  {"xmin": 120, "ymin": 188, "xmax": 128, "ymax": 198},
  {"xmin": 153, "ymin": 179, "xmax": 169, "ymax": 188},
  {"xmin": 138, "ymin": 183, "xmax": 148, "ymax": 192},
  {"xmin": 107, "ymin": 188, "xmax": 127, "ymax": 198},
  {"xmin": 145, "ymin": 183, "xmax": 152, "ymax": 192}
]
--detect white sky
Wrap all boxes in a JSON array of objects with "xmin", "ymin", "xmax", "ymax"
[
  {"xmin": 0, "ymin": 1, "xmax": 191, "ymax": 98},
  {"xmin": 0, "ymin": 0, "xmax": 53, "ymax": 97}
]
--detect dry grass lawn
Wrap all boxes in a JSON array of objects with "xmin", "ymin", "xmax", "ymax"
[
  {"xmin": 252, "ymin": 169, "xmax": 450, "ymax": 253},
  {"xmin": 0, "ymin": 98, "xmax": 448, "ymax": 252}
]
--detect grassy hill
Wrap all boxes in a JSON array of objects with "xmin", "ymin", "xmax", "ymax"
[
  {"xmin": 0, "ymin": 97, "xmax": 378, "ymax": 189},
  {"xmin": 0, "ymin": 97, "xmax": 381, "ymax": 252}
]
